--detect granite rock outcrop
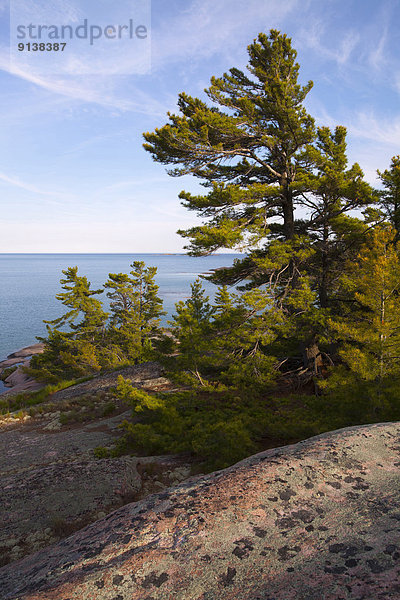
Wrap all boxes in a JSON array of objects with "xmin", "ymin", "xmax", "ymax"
[{"xmin": 1, "ymin": 422, "xmax": 400, "ymax": 599}]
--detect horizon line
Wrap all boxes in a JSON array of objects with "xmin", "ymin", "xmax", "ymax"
[{"xmin": 0, "ymin": 252, "xmax": 241, "ymax": 255}]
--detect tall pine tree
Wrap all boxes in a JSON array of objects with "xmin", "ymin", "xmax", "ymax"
[
  {"xmin": 143, "ymin": 31, "xmax": 376, "ymax": 377},
  {"xmin": 143, "ymin": 30, "xmax": 316, "ymax": 298}
]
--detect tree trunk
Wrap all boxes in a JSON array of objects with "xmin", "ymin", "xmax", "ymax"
[
  {"xmin": 319, "ymin": 222, "xmax": 329, "ymax": 308},
  {"xmin": 300, "ymin": 337, "xmax": 323, "ymax": 374},
  {"xmin": 282, "ymin": 198, "xmax": 294, "ymax": 240}
]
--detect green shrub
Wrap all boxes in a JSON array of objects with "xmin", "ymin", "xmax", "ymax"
[
  {"xmin": 102, "ymin": 401, "xmax": 116, "ymax": 417},
  {"xmin": 115, "ymin": 371, "xmax": 400, "ymax": 471},
  {"xmin": 59, "ymin": 412, "xmax": 70, "ymax": 425},
  {"xmin": 93, "ymin": 446, "xmax": 111, "ymax": 459},
  {"xmin": 190, "ymin": 418, "xmax": 257, "ymax": 470},
  {"xmin": 116, "ymin": 377, "xmax": 270, "ymax": 469},
  {"xmin": 0, "ymin": 365, "xmax": 18, "ymax": 381}
]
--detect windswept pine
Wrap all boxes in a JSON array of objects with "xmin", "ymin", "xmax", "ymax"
[{"xmin": 143, "ymin": 31, "xmax": 318, "ymax": 294}]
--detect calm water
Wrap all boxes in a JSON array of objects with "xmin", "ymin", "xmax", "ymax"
[{"xmin": 0, "ymin": 253, "xmax": 241, "ymax": 364}]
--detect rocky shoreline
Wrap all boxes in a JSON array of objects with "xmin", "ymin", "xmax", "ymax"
[{"xmin": 0, "ymin": 344, "xmax": 45, "ymax": 395}]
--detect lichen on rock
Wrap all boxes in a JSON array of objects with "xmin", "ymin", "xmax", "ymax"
[{"xmin": 1, "ymin": 422, "xmax": 400, "ymax": 599}]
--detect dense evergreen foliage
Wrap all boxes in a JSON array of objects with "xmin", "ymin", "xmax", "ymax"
[
  {"xmin": 378, "ymin": 156, "xmax": 400, "ymax": 237},
  {"xmin": 143, "ymin": 30, "xmax": 377, "ymax": 376},
  {"xmin": 30, "ymin": 30, "xmax": 400, "ymax": 469},
  {"xmin": 28, "ymin": 262, "xmax": 164, "ymax": 381},
  {"xmin": 104, "ymin": 262, "xmax": 165, "ymax": 364}
]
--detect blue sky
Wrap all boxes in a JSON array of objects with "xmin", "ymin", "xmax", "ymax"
[{"xmin": 0, "ymin": 0, "xmax": 399, "ymax": 252}]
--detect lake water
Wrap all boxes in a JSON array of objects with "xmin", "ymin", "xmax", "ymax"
[{"xmin": 0, "ymin": 253, "xmax": 242, "ymax": 365}]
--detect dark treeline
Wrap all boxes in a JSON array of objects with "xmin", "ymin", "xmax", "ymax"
[{"xmin": 30, "ymin": 31, "xmax": 400, "ymax": 469}]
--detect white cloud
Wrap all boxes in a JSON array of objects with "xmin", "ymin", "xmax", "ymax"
[
  {"xmin": 99, "ymin": 176, "xmax": 171, "ymax": 192},
  {"xmin": 305, "ymin": 99, "xmax": 400, "ymax": 185},
  {"xmin": 0, "ymin": 0, "xmax": 306, "ymax": 115},
  {"xmin": 337, "ymin": 31, "xmax": 360, "ymax": 65},
  {"xmin": 0, "ymin": 0, "xmax": 157, "ymax": 114},
  {"xmin": 11, "ymin": 0, "xmax": 82, "ymax": 24},
  {"xmin": 307, "ymin": 102, "xmax": 400, "ymax": 150}
]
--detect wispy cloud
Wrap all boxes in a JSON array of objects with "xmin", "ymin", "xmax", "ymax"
[
  {"xmin": 297, "ymin": 0, "xmax": 398, "ymax": 92},
  {"xmin": 309, "ymin": 104, "xmax": 400, "ymax": 185},
  {"xmin": 0, "ymin": 171, "xmax": 74, "ymax": 202},
  {"xmin": 99, "ymin": 176, "xmax": 172, "ymax": 192},
  {"xmin": 368, "ymin": 26, "xmax": 388, "ymax": 70},
  {"xmin": 152, "ymin": 0, "xmax": 305, "ymax": 68},
  {"xmin": 297, "ymin": 19, "xmax": 361, "ymax": 68},
  {"xmin": 0, "ymin": 0, "xmax": 312, "ymax": 116},
  {"xmin": 363, "ymin": 0, "xmax": 395, "ymax": 72},
  {"xmin": 11, "ymin": 0, "xmax": 82, "ymax": 25},
  {"xmin": 310, "ymin": 99, "xmax": 400, "ymax": 149},
  {"xmin": 345, "ymin": 111, "xmax": 400, "ymax": 148},
  {"xmin": 0, "ymin": 171, "xmax": 54, "ymax": 195},
  {"xmin": 0, "ymin": 48, "xmax": 169, "ymax": 115},
  {"xmin": 1, "ymin": 0, "xmax": 156, "ymax": 113},
  {"xmin": 337, "ymin": 31, "xmax": 360, "ymax": 65},
  {"xmin": 0, "ymin": 0, "xmax": 155, "ymax": 114}
]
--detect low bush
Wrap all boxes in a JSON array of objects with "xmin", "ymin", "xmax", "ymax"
[
  {"xmin": 114, "ymin": 374, "xmax": 400, "ymax": 471},
  {"xmin": 102, "ymin": 401, "xmax": 116, "ymax": 417},
  {"xmin": 93, "ymin": 446, "xmax": 111, "ymax": 459},
  {"xmin": 116, "ymin": 376, "xmax": 269, "ymax": 470},
  {"xmin": 0, "ymin": 365, "xmax": 18, "ymax": 382}
]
